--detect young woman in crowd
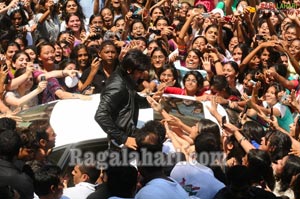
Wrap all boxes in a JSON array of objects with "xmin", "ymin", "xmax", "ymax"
[
  {"xmin": 164, "ymin": 70, "xmax": 204, "ymax": 96},
  {"xmin": 33, "ymin": 0, "xmax": 60, "ymax": 43},
  {"xmin": 35, "ymin": 42, "xmax": 88, "ymax": 103},
  {"xmin": 79, "ymin": 40, "xmax": 118, "ymax": 94},
  {"xmin": 11, "ymin": 51, "xmax": 30, "ymax": 71},
  {"xmin": 249, "ymin": 82, "xmax": 294, "ymax": 132},
  {"xmin": 60, "ymin": 0, "xmax": 86, "ymax": 31},
  {"xmin": 4, "ymin": 67, "xmax": 47, "ymax": 111},
  {"xmin": 100, "ymin": 7, "xmax": 114, "ymax": 31},
  {"xmin": 65, "ymin": 13, "xmax": 86, "ymax": 45}
]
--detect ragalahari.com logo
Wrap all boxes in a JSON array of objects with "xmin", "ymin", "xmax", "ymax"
[{"xmin": 260, "ymin": 2, "xmax": 300, "ymax": 14}]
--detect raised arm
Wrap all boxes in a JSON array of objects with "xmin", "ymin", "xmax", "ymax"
[
  {"xmin": 224, "ymin": 122, "xmax": 255, "ymax": 153},
  {"xmin": 0, "ymin": 0, "xmax": 18, "ymax": 15},
  {"xmin": 239, "ymin": 40, "xmax": 277, "ymax": 73},
  {"xmin": 177, "ymin": 8, "xmax": 200, "ymax": 45},
  {"xmin": 37, "ymin": 1, "xmax": 54, "ymax": 24},
  {"xmin": 4, "ymin": 81, "xmax": 47, "ymax": 107},
  {"xmin": 78, "ymin": 58, "xmax": 100, "ymax": 91},
  {"xmin": 93, "ymin": 0, "xmax": 100, "ymax": 15},
  {"xmin": 7, "ymin": 66, "xmax": 34, "ymax": 90}
]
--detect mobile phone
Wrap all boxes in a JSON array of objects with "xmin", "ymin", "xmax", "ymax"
[
  {"xmin": 270, "ymin": 107, "xmax": 273, "ymax": 121},
  {"xmin": 67, "ymin": 29, "xmax": 74, "ymax": 36},
  {"xmin": 247, "ymin": 6, "xmax": 256, "ymax": 13},
  {"xmin": 256, "ymin": 35, "xmax": 265, "ymax": 41},
  {"xmin": 249, "ymin": 80, "xmax": 257, "ymax": 85},
  {"xmin": 149, "ymin": 29, "xmax": 161, "ymax": 35},
  {"xmin": 222, "ymin": 116, "xmax": 226, "ymax": 128},
  {"xmin": 202, "ymin": 13, "xmax": 210, "ymax": 18},
  {"xmin": 280, "ymin": 92, "xmax": 287, "ymax": 102},
  {"xmin": 2, "ymin": 64, "xmax": 7, "ymax": 71},
  {"xmin": 41, "ymin": 76, "xmax": 46, "ymax": 81},
  {"xmin": 81, "ymin": 85, "xmax": 92, "ymax": 94},
  {"xmin": 223, "ymin": 16, "xmax": 232, "ymax": 22}
]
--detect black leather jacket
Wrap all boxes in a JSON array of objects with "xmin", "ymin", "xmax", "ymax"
[{"xmin": 94, "ymin": 67, "xmax": 149, "ymax": 145}]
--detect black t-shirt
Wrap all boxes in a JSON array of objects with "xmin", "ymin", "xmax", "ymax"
[{"xmin": 80, "ymin": 66, "xmax": 109, "ymax": 94}]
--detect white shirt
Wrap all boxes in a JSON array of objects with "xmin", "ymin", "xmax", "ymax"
[
  {"xmin": 61, "ymin": 182, "xmax": 97, "ymax": 199},
  {"xmin": 170, "ymin": 161, "xmax": 225, "ymax": 199}
]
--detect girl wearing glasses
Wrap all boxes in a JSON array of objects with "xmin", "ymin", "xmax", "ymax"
[
  {"xmin": 164, "ymin": 70, "xmax": 204, "ymax": 96},
  {"xmin": 60, "ymin": 0, "xmax": 86, "ymax": 32}
]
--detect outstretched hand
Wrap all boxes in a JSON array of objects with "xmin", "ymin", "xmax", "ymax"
[{"xmin": 146, "ymin": 96, "xmax": 162, "ymax": 113}]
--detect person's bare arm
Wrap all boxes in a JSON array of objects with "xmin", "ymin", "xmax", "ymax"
[
  {"xmin": 267, "ymin": 69, "xmax": 297, "ymax": 90},
  {"xmin": 38, "ymin": 2, "xmax": 54, "ymax": 24},
  {"xmin": 240, "ymin": 40, "xmax": 277, "ymax": 73},
  {"xmin": 0, "ymin": 99, "xmax": 10, "ymax": 114},
  {"xmin": 225, "ymin": 0, "xmax": 233, "ymax": 16},
  {"xmin": 120, "ymin": 0, "xmax": 129, "ymax": 16},
  {"xmin": 7, "ymin": 66, "xmax": 34, "ymax": 90},
  {"xmin": 4, "ymin": 81, "xmax": 47, "ymax": 107},
  {"xmin": 93, "ymin": 0, "xmax": 100, "ymax": 14},
  {"xmin": 78, "ymin": 58, "xmax": 101, "ymax": 91},
  {"xmin": 287, "ymin": 12, "xmax": 300, "ymax": 39},
  {"xmin": 224, "ymin": 123, "xmax": 255, "ymax": 153},
  {"xmin": 0, "ymin": 0, "xmax": 18, "ymax": 14},
  {"xmin": 54, "ymin": 89, "xmax": 91, "ymax": 100},
  {"xmin": 149, "ymin": 0, "xmax": 166, "ymax": 14},
  {"xmin": 270, "ymin": 115, "xmax": 300, "ymax": 153}
]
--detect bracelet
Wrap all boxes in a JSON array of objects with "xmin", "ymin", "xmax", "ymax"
[
  {"xmin": 62, "ymin": 70, "xmax": 66, "ymax": 77},
  {"xmin": 238, "ymin": 136, "xmax": 246, "ymax": 144},
  {"xmin": 213, "ymin": 59, "xmax": 221, "ymax": 64}
]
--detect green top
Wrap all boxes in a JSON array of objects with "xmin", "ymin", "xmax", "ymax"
[{"xmin": 215, "ymin": 0, "xmax": 239, "ymax": 15}]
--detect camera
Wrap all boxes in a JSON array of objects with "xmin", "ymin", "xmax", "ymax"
[
  {"xmin": 149, "ymin": 29, "xmax": 161, "ymax": 35},
  {"xmin": 17, "ymin": 1, "xmax": 24, "ymax": 7},
  {"xmin": 175, "ymin": 3, "xmax": 182, "ymax": 9},
  {"xmin": 67, "ymin": 29, "xmax": 74, "ymax": 36},
  {"xmin": 90, "ymin": 34, "xmax": 102, "ymax": 40},
  {"xmin": 256, "ymin": 35, "xmax": 266, "ymax": 41},
  {"xmin": 131, "ymin": 14, "xmax": 142, "ymax": 20},
  {"xmin": 202, "ymin": 13, "xmax": 210, "ymax": 18},
  {"xmin": 95, "ymin": 27, "xmax": 101, "ymax": 33},
  {"xmin": 41, "ymin": 76, "xmax": 46, "ymax": 81},
  {"xmin": 103, "ymin": 31, "xmax": 118, "ymax": 41}
]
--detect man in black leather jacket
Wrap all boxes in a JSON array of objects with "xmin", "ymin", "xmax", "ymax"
[{"xmin": 95, "ymin": 49, "xmax": 150, "ymax": 150}]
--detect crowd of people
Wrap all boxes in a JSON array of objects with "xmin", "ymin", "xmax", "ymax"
[{"xmin": 0, "ymin": 0, "xmax": 300, "ymax": 198}]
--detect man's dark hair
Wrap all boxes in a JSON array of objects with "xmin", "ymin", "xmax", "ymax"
[
  {"xmin": 226, "ymin": 165, "xmax": 251, "ymax": 194},
  {"xmin": 29, "ymin": 120, "xmax": 50, "ymax": 142},
  {"xmin": 136, "ymin": 130, "xmax": 163, "ymax": 153},
  {"xmin": 34, "ymin": 165, "xmax": 62, "ymax": 197},
  {"xmin": 0, "ymin": 117, "xmax": 16, "ymax": 132},
  {"xmin": 266, "ymin": 130, "xmax": 292, "ymax": 162},
  {"xmin": 136, "ymin": 120, "xmax": 165, "ymax": 153},
  {"xmin": 107, "ymin": 166, "xmax": 138, "ymax": 198},
  {"xmin": 195, "ymin": 132, "xmax": 220, "ymax": 153},
  {"xmin": 121, "ymin": 49, "xmax": 150, "ymax": 73},
  {"xmin": 18, "ymin": 129, "xmax": 39, "ymax": 151},
  {"xmin": 79, "ymin": 163, "xmax": 100, "ymax": 184},
  {"xmin": 139, "ymin": 120, "xmax": 166, "ymax": 145},
  {"xmin": 0, "ymin": 129, "xmax": 21, "ymax": 161}
]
